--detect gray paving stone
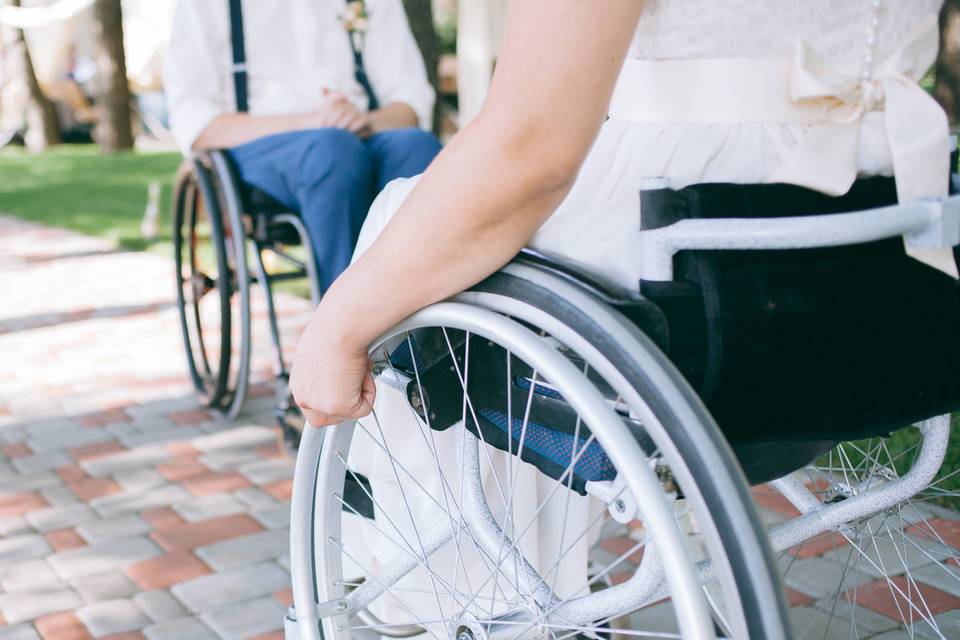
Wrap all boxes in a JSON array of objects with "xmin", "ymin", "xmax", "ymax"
[
  {"xmin": 40, "ymin": 484, "xmax": 79, "ymax": 506},
  {"xmin": 0, "ymin": 587, "xmax": 83, "ymax": 624},
  {"xmin": 171, "ymin": 562, "xmax": 290, "ymax": 613},
  {"xmin": 788, "ymin": 606, "xmax": 856, "ymax": 640},
  {"xmin": 196, "ymin": 529, "xmax": 288, "ymax": 571},
  {"xmin": 0, "ymin": 516, "xmax": 32, "ymax": 537},
  {"xmin": 48, "ymin": 536, "xmax": 162, "ymax": 580},
  {"xmin": 26, "ymin": 427, "xmax": 112, "ymax": 454},
  {"xmin": 238, "ymin": 458, "xmax": 293, "ymax": 485},
  {"xmin": 143, "ymin": 616, "xmax": 219, "ymax": 640},
  {"xmin": 82, "ymin": 445, "xmax": 171, "ymax": 478},
  {"xmin": 0, "ymin": 624, "xmax": 41, "ymax": 640},
  {"xmin": 172, "ymin": 492, "xmax": 246, "ymax": 523},
  {"xmin": 2, "ymin": 471, "xmax": 61, "ymax": 495},
  {"xmin": 232, "ymin": 487, "xmax": 278, "ymax": 511},
  {"xmin": 820, "ymin": 532, "xmax": 942, "ymax": 578},
  {"xmin": 77, "ymin": 598, "xmax": 151, "ymax": 637},
  {"xmin": 811, "ymin": 596, "xmax": 900, "ymax": 635},
  {"xmin": 911, "ymin": 561, "xmax": 960, "ymax": 598},
  {"xmin": 191, "ymin": 426, "xmax": 275, "ymax": 454},
  {"xmin": 120, "ymin": 427, "xmax": 203, "ymax": 449},
  {"xmin": 76, "ymin": 514, "xmax": 151, "ymax": 545},
  {"xmin": 197, "ymin": 449, "xmax": 260, "ymax": 472},
  {"xmin": 114, "ymin": 468, "xmax": 167, "ymax": 493},
  {"xmin": 200, "ymin": 596, "xmax": 285, "ymax": 640},
  {"xmin": 930, "ymin": 609, "xmax": 960, "ymax": 638},
  {"xmin": 251, "ymin": 504, "xmax": 290, "ymax": 530},
  {"xmin": 782, "ymin": 556, "xmax": 872, "ymax": 599},
  {"xmin": 89, "ymin": 484, "xmax": 190, "ymax": 517},
  {"xmin": 0, "ymin": 558, "xmax": 59, "ymax": 591},
  {"xmin": 135, "ymin": 589, "xmax": 189, "ymax": 623},
  {"xmin": 25, "ymin": 502, "xmax": 97, "ymax": 532},
  {"xmin": 11, "ymin": 451, "xmax": 71, "ymax": 474},
  {"xmin": 71, "ymin": 571, "xmax": 138, "ymax": 604},
  {"xmin": 0, "ymin": 534, "xmax": 52, "ymax": 567}
]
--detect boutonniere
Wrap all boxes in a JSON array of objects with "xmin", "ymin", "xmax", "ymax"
[{"xmin": 340, "ymin": 1, "xmax": 370, "ymax": 41}]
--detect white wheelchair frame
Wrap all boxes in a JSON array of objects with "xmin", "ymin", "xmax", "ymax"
[{"xmin": 285, "ymin": 190, "xmax": 960, "ymax": 640}]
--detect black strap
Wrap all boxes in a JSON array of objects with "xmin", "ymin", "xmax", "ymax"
[
  {"xmin": 227, "ymin": 0, "xmax": 248, "ymax": 112},
  {"xmin": 347, "ymin": 32, "xmax": 379, "ymax": 110}
]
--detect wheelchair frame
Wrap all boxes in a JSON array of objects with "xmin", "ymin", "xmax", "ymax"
[
  {"xmin": 286, "ymin": 187, "xmax": 960, "ymax": 639},
  {"xmin": 173, "ymin": 149, "xmax": 320, "ymax": 442}
]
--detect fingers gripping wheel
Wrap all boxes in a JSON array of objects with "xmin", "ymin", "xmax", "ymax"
[
  {"xmin": 172, "ymin": 159, "xmax": 252, "ymax": 417},
  {"xmin": 291, "ymin": 271, "xmax": 792, "ymax": 640}
]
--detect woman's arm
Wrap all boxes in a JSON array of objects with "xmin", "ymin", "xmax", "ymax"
[{"xmin": 291, "ymin": 0, "xmax": 644, "ymax": 426}]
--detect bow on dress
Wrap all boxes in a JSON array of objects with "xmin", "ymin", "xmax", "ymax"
[{"xmin": 770, "ymin": 14, "xmax": 950, "ymax": 204}]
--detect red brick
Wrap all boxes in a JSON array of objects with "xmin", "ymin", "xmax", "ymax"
[
  {"xmin": 165, "ymin": 441, "xmax": 200, "ymax": 458},
  {"xmin": 56, "ymin": 465, "xmax": 90, "ymax": 483},
  {"xmin": 599, "ymin": 536, "xmax": 645, "ymax": 565},
  {"xmin": 141, "ymin": 507, "xmax": 186, "ymax": 531},
  {"xmin": 275, "ymin": 587, "xmax": 294, "ymax": 607},
  {"xmin": 787, "ymin": 532, "xmax": 850, "ymax": 558},
  {"xmin": 785, "ymin": 587, "xmax": 815, "ymax": 608},
  {"xmin": 181, "ymin": 471, "xmax": 252, "ymax": 496},
  {"xmin": 45, "ymin": 528, "xmax": 86, "ymax": 551},
  {"xmin": 848, "ymin": 576, "xmax": 960, "ymax": 620},
  {"xmin": 67, "ymin": 477, "xmax": 121, "ymax": 501},
  {"xmin": 608, "ymin": 571, "xmax": 632, "ymax": 586},
  {"xmin": 264, "ymin": 479, "xmax": 293, "ymax": 501},
  {"xmin": 256, "ymin": 443, "xmax": 284, "ymax": 459},
  {"xmin": 127, "ymin": 551, "xmax": 211, "ymax": 589},
  {"xmin": 1, "ymin": 442, "xmax": 31, "ymax": 459},
  {"xmin": 249, "ymin": 633, "xmax": 285, "ymax": 640},
  {"xmin": 907, "ymin": 518, "xmax": 960, "ymax": 550},
  {"xmin": 69, "ymin": 441, "xmax": 126, "ymax": 463},
  {"xmin": 79, "ymin": 408, "xmax": 130, "ymax": 427},
  {"xmin": 169, "ymin": 409, "xmax": 213, "ymax": 426},
  {"xmin": 35, "ymin": 611, "xmax": 92, "ymax": 640},
  {"xmin": 0, "ymin": 492, "xmax": 47, "ymax": 517},
  {"xmin": 751, "ymin": 485, "xmax": 801, "ymax": 518},
  {"xmin": 102, "ymin": 633, "xmax": 145, "ymax": 640},
  {"xmin": 149, "ymin": 514, "xmax": 263, "ymax": 552},
  {"xmin": 156, "ymin": 458, "xmax": 208, "ymax": 482}
]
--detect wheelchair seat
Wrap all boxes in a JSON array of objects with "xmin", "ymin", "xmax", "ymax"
[{"xmin": 394, "ymin": 176, "xmax": 960, "ymax": 486}]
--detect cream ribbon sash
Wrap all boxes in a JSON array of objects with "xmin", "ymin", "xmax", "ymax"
[
  {"xmin": 609, "ymin": 15, "xmax": 949, "ymax": 203},
  {"xmin": 608, "ymin": 14, "xmax": 953, "ymax": 273}
]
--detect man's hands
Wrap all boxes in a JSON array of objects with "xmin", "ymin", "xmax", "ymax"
[{"xmin": 300, "ymin": 90, "xmax": 373, "ymax": 137}]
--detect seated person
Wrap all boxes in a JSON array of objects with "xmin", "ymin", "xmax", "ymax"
[{"xmin": 163, "ymin": 0, "xmax": 442, "ymax": 291}]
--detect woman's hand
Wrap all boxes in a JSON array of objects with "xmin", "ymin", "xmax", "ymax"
[{"xmin": 289, "ymin": 308, "xmax": 376, "ymax": 428}]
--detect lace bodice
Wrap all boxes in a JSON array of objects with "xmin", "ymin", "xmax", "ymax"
[{"xmin": 632, "ymin": 0, "xmax": 943, "ymax": 79}]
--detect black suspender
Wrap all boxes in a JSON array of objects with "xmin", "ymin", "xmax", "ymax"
[
  {"xmin": 225, "ymin": 0, "xmax": 379, "ymax": 114},
  {"xmin": 227, "ymin": 0, "xmax": 248, "ymax": 112}
]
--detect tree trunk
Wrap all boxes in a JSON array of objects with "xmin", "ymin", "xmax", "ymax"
[
  {"xmin": 936, "ymin": 0, "xmax": 960, "ymax": 126},
  {"xmin": 92, "ymin": 0, "xmax": 134, "ymax": 151},
  {"xmin": 8, "ymin": 0, "xmax": 60, "ymax": 150},
  {"xmin": 401, "ymin": 0, "xmax": 441, "ymax": 134}
]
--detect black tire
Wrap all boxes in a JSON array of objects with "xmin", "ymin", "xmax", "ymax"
[{"xmin": 172, "ymin": 161, "xmax": 235, "ymax": 408}]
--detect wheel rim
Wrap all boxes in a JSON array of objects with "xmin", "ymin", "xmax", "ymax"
[
  {"xmin": 771, "ymin": 423, "xmax": 960, "ymax": 639},
  {"xmin": 308, "ymin": 302, "xmax": 760, "ymax": 640}
]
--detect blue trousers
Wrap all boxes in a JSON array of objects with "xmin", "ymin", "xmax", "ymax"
[{"xmin": 228, "ymin": 127, "xmax": 441, "ymax": 291}]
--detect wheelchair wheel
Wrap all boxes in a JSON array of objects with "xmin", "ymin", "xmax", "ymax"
[
  {"xmin": 292, "ymin": 265, "xmax": 790, "ymax": 640},
  {"xmin": 172, "ymin": 160, "xmax": 252, "ymax": 417},
  {"xmin": 772, "ymin": 422, "xmax": 960, "ymax": 639}
]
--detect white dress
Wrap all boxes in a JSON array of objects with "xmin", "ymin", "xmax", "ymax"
[{"xmin": 344, "ymin": 0, "xmax": 949, "ymax": 623}]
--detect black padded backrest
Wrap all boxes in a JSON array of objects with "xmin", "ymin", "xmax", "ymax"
[{"xmin": 639, "ymin": 178, "xmax": 960, "ymax": 448}]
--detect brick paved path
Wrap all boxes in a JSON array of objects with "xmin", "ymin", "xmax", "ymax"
[{"xmin": 1, "ymin": 215, "xmax": 959, "ymax": 639}]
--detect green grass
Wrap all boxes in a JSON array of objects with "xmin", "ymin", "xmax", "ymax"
[{"xmin": 0, "ymin": 145, "xmax": 181, "ymax": 252}]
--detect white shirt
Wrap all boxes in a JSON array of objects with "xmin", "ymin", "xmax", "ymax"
[{"xmin": 163, "ymin": 0, "xmax": 435, "ymax": 153}]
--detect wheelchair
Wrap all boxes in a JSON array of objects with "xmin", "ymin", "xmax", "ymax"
[
  {"xmin": 286, "ymin": 170, "xmax": 960, "ymax": 639},
  {"xmin": 172, "ymin": 151, "xmax": 318, "ymax": 450}
]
